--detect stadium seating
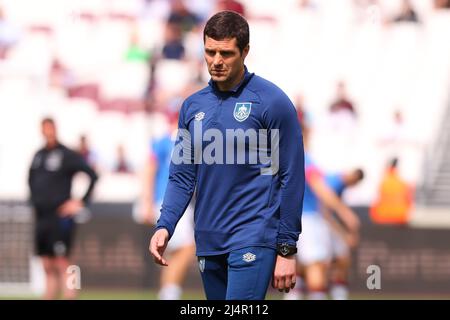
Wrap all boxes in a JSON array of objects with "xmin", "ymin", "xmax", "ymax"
[{"xmin": 0, "ymin": 1, "xmax": 448, "ymax": 205}]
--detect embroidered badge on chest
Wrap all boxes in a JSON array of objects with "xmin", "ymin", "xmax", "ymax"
[
  {"xmin": 234, "ymin": 102, "xmax": 252, "ymax": 122},
  {"xmin": 195, "ymin": 112, "xmax": 205, "ymax": 121}
]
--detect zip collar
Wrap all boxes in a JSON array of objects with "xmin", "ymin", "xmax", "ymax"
[{"xmin": 208, "ymin": 65, "xmax": 254, "ymax": 95}]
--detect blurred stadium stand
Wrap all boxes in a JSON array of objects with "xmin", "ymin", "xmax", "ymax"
[{"xmin": 0, "ymin": 0, "xmax": 449, "ymax": 296}]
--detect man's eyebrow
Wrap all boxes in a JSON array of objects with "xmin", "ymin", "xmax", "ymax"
[{"xmin": 205, "ymin": 48, "xmax": 234, "ymax": 53}]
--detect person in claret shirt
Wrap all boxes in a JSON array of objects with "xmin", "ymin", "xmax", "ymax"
[{"xmin": 285, "ymin": 121, "xmax": 360, "ymax": 300}]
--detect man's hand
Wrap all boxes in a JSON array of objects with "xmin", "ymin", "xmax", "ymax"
[
  {"xmin": 272, "ymin": 255, "xmax": 297, "ymax": 293},
  {"xmin": 57, "ymin": 199, "xmax": 84, "ymax": 217},
  {"xmin": 340, "ymin": 207, "xmax": 361, "ymax": 233},
  {"xmin": 149, "ymin": 228, "xmax": 169, "ymax": 266},
  {"xmin": 343, "ymin": 230, "xmax": 360, "ymax": 249}
]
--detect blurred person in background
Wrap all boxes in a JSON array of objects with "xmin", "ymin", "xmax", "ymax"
[
  {"xmin": 77, "ymin": 135, "xmax": 97, "ymax": 170},
  {"xmin": 125, "ymin": 26, "xmax": 152, "ymax": 63},
  {"xmin": 28, "ymin": 118, "xmax": 98, "ymax": 299},
  {"xmin": 285, "ymin": 121, "xmax": 360, "ymax": 300},
  {"xmin": 329, "ymin": 81, "xmax": 356, "ymax": 117},
  {"xmin": 167, "ymin": 0, "xmax": 201, "ymax": 34},
  {"xmin": 323, "ymin": 169, "xmax": 364, "ymax": 300},
  {"xmin": 328, "ymin": 81, "xmax": 357, "ymax": 134},
  {"xmin": 295, "ymin": 95, "xmax": 307, "ymax": 124},
  {"xmin": 370, "ymin": 158, "xmax": 414, "ymax": 225},
  {"xmin": 161, "ymin": 20, "xmax": 185, "ymax": 60},
  {"xmin": 114, "ymin": 144, "xmax": 132, "ymax": 174},
  {"xmin": 48, "ymin": 59, "xmax": 74, "ymax": 90},
  {"xmin": 138, "ymin": 111, "xmax": 195, "ymax": 300},
  {"xmin": 434, "ymin": 0, "xmax": 450, "ymax": 9},
  {"xmin": 392, "ymin": 0, "xmax": 420, "ymax": 23}
]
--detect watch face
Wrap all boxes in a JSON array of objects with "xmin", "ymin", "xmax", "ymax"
[{"xmin": 281, "ymin": 245, "xmax": 289, "ymax": 256}]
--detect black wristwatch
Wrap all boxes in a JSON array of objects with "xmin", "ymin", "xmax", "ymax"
[{"xmin": 277, "ymin": 243, "xmax": 297, "ymax": 257}]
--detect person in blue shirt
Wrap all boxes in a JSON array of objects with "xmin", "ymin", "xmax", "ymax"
[
  {"xmin": 324, "ymin": 169, "xmax": 364, "ymax": 300},
  {"xmin": 149, "ymin": 11, "xmax": 305, "ymax": 300},
  {"xmin": 136, "ymin": 112, "xmax": 195, "ymax": 300}
]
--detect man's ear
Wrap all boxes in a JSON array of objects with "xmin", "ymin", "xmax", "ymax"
[{"xmin": 242, "ymin": 44, "xmax": 250, "ymax": 60}]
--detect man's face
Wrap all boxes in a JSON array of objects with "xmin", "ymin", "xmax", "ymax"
[
  {"xmin": 41, "ymin": 121, "xmax": 57, "ymax": 145},
  {"xmin": 204, "ymin": 36, "xmax": 248, "ymax": 87}
]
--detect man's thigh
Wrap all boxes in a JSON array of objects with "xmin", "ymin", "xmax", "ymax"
[
  {"xmin": 226, "ymin": 246, "xmax": 276, "ymax": 300},
  {"xmin": 198, "ymin": 254, "xmax": 228, "ymax": 300}
]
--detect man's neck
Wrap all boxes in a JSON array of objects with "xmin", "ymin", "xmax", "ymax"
[
  {"xmin": 45, "ymin": 141, "xmax": 58, "ymax": 150},
  {"xmin": 217, "ymin": 67, "xmax": 245, "ymax": 92}
]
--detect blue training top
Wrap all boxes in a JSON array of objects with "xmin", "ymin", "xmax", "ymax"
[
  {"xmin": 156, "ymin": 67, "xmax": 305, "ymax": 256},
  {"xmin": 302, "ymin": 153, "xmax": 322, "ymax": 214},
  {"xmin": 151, "ymin": 134, "xmax": 173, "ymax": 204},
  {"xmin": 325, "ymin": 173, "xmax": 346, "ymax": 197}
]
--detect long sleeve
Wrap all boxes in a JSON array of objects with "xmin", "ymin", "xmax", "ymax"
[
  {"xmin": 263, "ymin": 93, "xmax": 305, "ymax": 246},
  {"xmin": 28, "ymin": 154, "xmax": 37, "ymax": 205},
  {"xmin": 68, "ymin": 151, "xmax": 98, "ymax": 205},
  {"xmin": 155, "ymin": 102, "xmax": 197, "ymax": 238}
]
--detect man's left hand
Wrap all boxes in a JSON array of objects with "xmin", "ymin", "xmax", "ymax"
[{"xmin": 271, "ymin": 255, "xmax": 297, "ymax": 293}]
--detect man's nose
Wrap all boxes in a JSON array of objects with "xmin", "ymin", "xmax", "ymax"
[{"xmin": 213, "ymin": 53, "xmax": 223, "ymax": 66}]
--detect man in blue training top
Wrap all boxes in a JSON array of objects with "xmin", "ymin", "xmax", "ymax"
[{"xmin": 149, "ymin": 10, "xmax": 305, "ymax": 300}]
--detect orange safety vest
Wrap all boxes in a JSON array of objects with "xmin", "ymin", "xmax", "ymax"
[{"xmin": 370, "ymin": 168, "xmax": 413, "ymax": 224}]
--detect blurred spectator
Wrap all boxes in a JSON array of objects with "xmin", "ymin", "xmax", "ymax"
[
  {"xmin": 392, "ymin": 0, "xmax": 419, "ymax": 23},
  {"xmin": 329, "ymin": 81, "xmax": 356, "ymax": 116},
  {"xmin": 370, "ymin": 158, "xmax": 413, "ymax": 225},
  {"xmin": 114, "ymin": 145, "xmax": 132, "ymax": 174},
  {"xmin": 379, "ymin": 109, "xmax": 407, "ymax": 158},
  {"xmin": 49, "ymin": 59, "xmax": 74, "ymax": 89},
  {"xmin": 161, "ymin": 22, "xmax": 185, "ymax": 60},
  {"xmin": 167, "ymin": 0, "xmax": 201, "ymax": 34},
  {"xmin": 0, "ymin": 6, "xmax": 20, "ymax": 59},
  {"xmin": 327, "ymin": 81, "xmax": 357, "ymax": 134},
  {"xmin": 125, "ymin": 27, "xmax": 151, "ymax": 63},
  {"xmin": 295, "ymin": 95, "xmax": 307, "ymax": 124},
  {"xmin": 434, "ymin": 0, "xmax": 450, "ymax": 9},
  {"xmin": 77, "ymin": 135, "xmax": 97, "ymax": 170},
  {"xmin": 216, "ymin": 0, "xmax": 246, "ymax": 17}
]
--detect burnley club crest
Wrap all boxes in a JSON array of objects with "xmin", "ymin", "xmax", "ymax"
[{"xmin": 233, "ymin": 102, "xmax": 252, "ymax": 122}]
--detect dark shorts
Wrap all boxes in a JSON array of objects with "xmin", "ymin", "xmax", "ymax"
[{"xmin": 35, "ymin": 216, "xmax": 76, "ymax": 257}]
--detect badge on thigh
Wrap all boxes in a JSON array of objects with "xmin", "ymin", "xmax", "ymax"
[
  {"xmin": 198, "ymin": 257, "xmax": 205, "ymax": 272},
  {"xmin": 243, "ymin": 252, "xmax": 256, "ymax": 263}
]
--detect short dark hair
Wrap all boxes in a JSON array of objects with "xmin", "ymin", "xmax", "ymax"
[
  {"xmin": 354, "ymin": 169, "xmax": 365, "ymax": 181},
  {"xmin": 204, "ymin": 11, "xmax": 249, "ymax": 54},
  {"xmin": 41, "ymin": 117, "xmax": 55, "ymax": 126},
  {"xmin": 390, "ymin": 158, "xmax": 399, "ymax": 169}
]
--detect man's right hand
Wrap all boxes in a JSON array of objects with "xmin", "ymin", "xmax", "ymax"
[{"xmin": 149, "ymin": 228, "xmax": 169, "ymax": 266}]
